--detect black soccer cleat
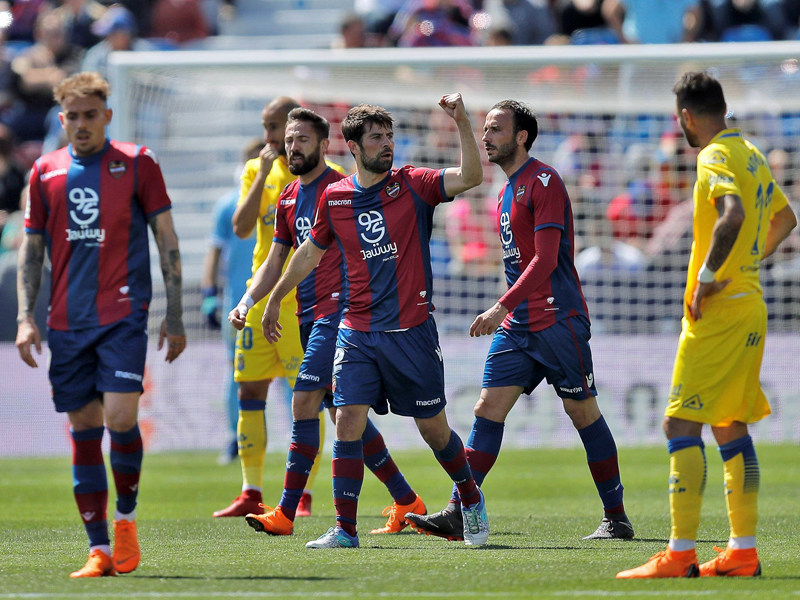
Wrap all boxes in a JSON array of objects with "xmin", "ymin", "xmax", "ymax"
[
  {"xmin": 582, "ymin": 517, "xmax": 635, "ymax": 540},
  {"xmin": 405, "ymin": 505, "xmax": 464, "ymax": 541}
]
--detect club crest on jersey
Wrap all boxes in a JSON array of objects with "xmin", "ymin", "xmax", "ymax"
[
  {"xmin": 385, "ymin": 182, "xmax": 401, "ymax": 197},
  {"xmin": 515, "ymin": 185, "xmax": 526, "ymax": 201},
  {"xmin": 108, "ymin": 160, "xmax": 126, "ymax": 178}
]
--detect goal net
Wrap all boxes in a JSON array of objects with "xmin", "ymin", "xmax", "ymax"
[{"xmin": 4, "ymin": 43, "xmax": 800, "ymax": 457}]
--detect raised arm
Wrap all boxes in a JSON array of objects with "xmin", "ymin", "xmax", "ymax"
[
  {"xmin": 232, "ymin": 147, "xmax": 276, "ymax": 238},
  {"xmin": 261, "ymin": 238, "xmax": 325, "ymax": 342},
  {"xmin": 439, "ymin": 93, "xmax": 483, "ymax": 198},
  {"xmin": 15, "ymin": 233, "xmax": 45, "ymax": 367},
  {"xmin": 149, "ymin": 209, "xmax": 186, "ymax": 362}
]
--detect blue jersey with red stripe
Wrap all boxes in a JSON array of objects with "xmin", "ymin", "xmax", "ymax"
[
  {"xmin": 25, "ymin": 139, "xmax": 171, "ymax": 331},
  {"xmin": 497, "ymin": 157, "xmax": 588, "ymax": 332},
  {"xmin": 310, "ymin": 165, "xmax": 449, "ymax": 331},
  {"xmin": 274, "ymin": 167, "xmax": 347, "ymax": 325}
]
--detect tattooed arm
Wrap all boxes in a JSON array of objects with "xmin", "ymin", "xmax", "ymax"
[
  {"xmin": 15, "ymin": 234, "xmax": 45, "ymax": 367},
  {"xmin": 149, "ymin": 210, "xmax": 186, "ymax": 362}
]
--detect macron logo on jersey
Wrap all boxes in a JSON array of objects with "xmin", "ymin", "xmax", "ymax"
[
  {"xmin": 537, "ymin": 173, "xmax": 551, "ymax": 187},
  {"xmin": 40, "ymin": 168, "xmax": 68, "ymax": 182}
]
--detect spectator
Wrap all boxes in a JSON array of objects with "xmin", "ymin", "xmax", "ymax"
[
  {"xmin": 0, "ymin": 182, "xmax": 27, "ymax": 254},
  {"xmin": 332, "ymin": 12, "xmax": 367, "ymax": 48},
  {"xmin": 702, "ymin": 0, "xmax": 785, "ymax": 41},
  {"xmin": 3, "ymin": 0, "xmax": 48, "ymax": 43},
  {"xmin": 478, "ymin": 0, "xmax": 556, "ymax": 46},
  {"xmin": 355, "ymin": 0, "xmax": 406, "ymax": 37},
  {"xmin": 52, "ymin": 0, "xmax": 106, "ymax": 49},
  {"xmin": 8, "ymin": 11, "xmax": 83, "ymax": 141},
  {"xmin": 548, "ymin": 0, "xmax": 619, "ymax": 44},
  {"xmin": 0, "ymin": 123, "xmax": 26, "ymax": 216},
  {"xmin": 81, "ymin": 5, "xmax": 154, "ymax": 78},
  {"xmin": 150, "ymin": 0, "xmax": 209, "ymax": 45},
  {"xmin": 101, "ymin": 0, "xmax": 156, "ymax": 38},
  {"xmin": 602, "ymin": 0, "xmax": 702, "ymax": 44},
  {"xmin": 389, "ymin": 0, "xmax": 474, "ymax": 47},
  {"xmin": 484, "ymin": 24, "xmax": 513, "ymax": 45}
]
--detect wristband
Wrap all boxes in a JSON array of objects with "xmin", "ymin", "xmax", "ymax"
[
  {"xmin": 238, "ymin": 292, "xmax": 255, "ymax": 314},
  {"xmin": 697, "ymin": 263, "xmax": 716, "ymax": 284}
]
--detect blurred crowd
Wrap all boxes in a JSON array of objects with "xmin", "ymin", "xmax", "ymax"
[{"xmin": 349, "ymin": 0, "xmax": 800, "ymax": 48}]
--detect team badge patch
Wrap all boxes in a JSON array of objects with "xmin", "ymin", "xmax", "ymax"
[
  {"xmin": 385, "ymin": 182, "xmax": 401, "ymax": 197},
  {"xmin": 108, "ymin": 161, "xmax": 127, "ymax": 178},
  {"xmin": 515, "ymin": 185, "xmax": 526, "ymax": 201}
]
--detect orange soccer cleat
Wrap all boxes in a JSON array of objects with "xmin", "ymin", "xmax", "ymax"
[
  {"xmin": 212, "ymin": 490, "xmax": 263, "ymax": 518},
  {"xmin": 370, "ymin": 494, "xmax": 426, "ymax": 534},
  {"xmin": 245, "ymin": 504, "xmax": 294, "ymax": 535},
  {"xmin": 616, "ymin": 547, "xmax": 699, "ymax": 579},
  {"xmin": 69, "ymin": 549, "xmax": 116, "ymax": 579},
  {"xmin": 700, "ymin": 546, "xmax": 761, "ymax": 577},
  {"xmin": 112, "ymin": 519, "xmax": 140, "ymax": 574}
]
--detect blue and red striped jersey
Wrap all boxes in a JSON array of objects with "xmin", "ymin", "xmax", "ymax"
[
  {"xmin": 310, "ymin": 165, "xmax": 449, "ymax": 332},
  {"xmin": 496, "ymin": 157, "xmax": 588, "ymax": 332},
  {"xmin": 273, "ymin": 166, "xmax": 347, "ymax": 325},
  {"xmin": 25, "ymin": 139, "xmax": 171, "ymax": 331}
]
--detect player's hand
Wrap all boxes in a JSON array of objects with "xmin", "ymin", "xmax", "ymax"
[
  {"xmin": 258, "ymin": 143, "xmax": 279, "ymax": 175},
  {"xmin": 158, "ymin": 318, "xmax": 186, "ymax": 363},
  {"xmin": 15, "ymin": 317, "xmax": 42, "ymax": 368},
  {"xmin": 201, "ymin": 286, "xmax": 221, "ymax": 330},
  {"xmin": 688, "ymin": 278, "xmax": 730, "ymax": 321},
  {"xmin": 469, "ymin": 302, "xmax": 509, "ymax": 337},
  {"xmin": 439, "ymin": 93, "xmax": 467, "ymax": 122},
  {"xmin": 261, "ymin": 297, "xmax": 283, "ymax": 343},
  {"xmin": 228, "ymin": 303, "xmax": 249, "ymax": 330}
]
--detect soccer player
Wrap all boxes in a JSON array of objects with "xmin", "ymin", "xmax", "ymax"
[
  {"xmin": 406, "ymin": 99, "xmax": 634, "ymax": 542},
  {"xmin": 617, "ymin": 72, "xmax": 796, "ymax": 579},
  {"xmin": 213, "ymin": 97, "xmax": 329, "ymax": 518},
  {"xmin": 15, "ymin": 71, "xmax": 185, "ymax": 578},
  {"xmin": 229, "ymin": 107, "xmax": 425, "ymax": 536},
  {"xmin": 262, "ymin": 94, "xmax": 489, "ymax": 548}
]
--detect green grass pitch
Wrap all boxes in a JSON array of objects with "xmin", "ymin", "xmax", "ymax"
[{"xmin": 2, "ymin": 445, "xmax": 799, "ymax": 598}]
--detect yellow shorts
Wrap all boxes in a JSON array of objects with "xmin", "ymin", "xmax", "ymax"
[
  {"xmin": 665, "ymin": 295, "xmax": 770, "ymax": 427},
  {"xmin": 233, "ymin": 294, "xmax": 303, "ymax": 387}
]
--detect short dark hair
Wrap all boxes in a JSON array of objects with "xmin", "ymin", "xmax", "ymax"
[
  {"xmin": 287, "ymin": 107, "xmax": 330, "ymax": 141},
  {"xmin": 341, "ymin": 104, "xmax": 393, "ymax": 144},
  {"xmin": 490, "ymin": 99, "xmax": 538, "ymax": 151},
  {"xmin": 673, "ymin": 71, "xmax": 726, "ymax": 116}
]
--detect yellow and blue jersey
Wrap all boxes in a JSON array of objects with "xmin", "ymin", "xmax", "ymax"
[{"xmin": 684, "ymin": 128, "xmax": 788, "ymax": 311}]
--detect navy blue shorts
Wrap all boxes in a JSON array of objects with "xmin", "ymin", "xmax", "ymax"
[
  {"xmin": 483, "ymin": 315, "xmax": 597, "ymax": 400},
  {"xmin": 48, "ymin": 310, "xmax": 149, "ymax": 413},
  {"xmin": 332, "ymin": 316, "xmax": 446, "ymax": 418},
  {"xmin": 297, "ymin": 316, "xmax": 336, "ymax": 409}
]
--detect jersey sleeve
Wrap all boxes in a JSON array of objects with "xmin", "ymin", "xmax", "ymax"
[
  {"xmin": 25, "ymin": 163, "xmax": 46, "ymax": 233},
  {"xmin": 697, "ymin": 146, "xmax": 741, "ymax": 204},
  {"xmin": 530, "ymin": 170, "xmax": 567, "ymax": 232},
  {"xmin": 137, "ymin": 147, "xmax": 172, "ymax": 217},
  {"xmin": 309, "ymin": 189, "xmax": 333, "ymax": 249},
  {"xmin": 404, "ymin": 165, "xmax": 449, "ymax": 206},
  {"xmin": 238, "ymin": 159, "xmax": 258, "ymax": 206},
  {"xmin": 273, "ymin": 187, "xmax": 293, "ymax": 247}
]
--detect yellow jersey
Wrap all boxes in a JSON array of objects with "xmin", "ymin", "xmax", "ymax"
[{"xmin": 685, "ymin": 128, "xmax": 788, "ymax": 310}]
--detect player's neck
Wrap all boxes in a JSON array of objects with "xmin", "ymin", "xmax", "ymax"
[
  {"xmin": 354, "ymin": 167, "xmax": 388, "ymax": 189},
  {"xmin": 299, "ymin": 160, "xmax": 328, "ymax": 185},
  {"xmin": 698, "ymin": 118, "xmax": 730, "ymax": 148},
  {"xmin": 501, "ymin": 152, "xmax": 531, "ymax": 178}
]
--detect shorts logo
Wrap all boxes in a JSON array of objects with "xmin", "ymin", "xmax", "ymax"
[
  {"xmin": 237, "ymin": 355, "xmax": 245, "ymax": 371},
  {"xmin": 586, "ymin": 373, "xmax": 594, "ymax": 387},
  {"xmin": 115, "ymin": 370, "xmax": 143, "ymax": 382},
  {"xmin": 416, "ymin": 397, "xmax": 441, "ymax": 406},
  {"xmin": 682, "ymin": 395, "xmax": 703, "ymax": 410},
  {"xmin": 435, "ymin": 346, "xmax": 442, "ymax": 362},
  {"xmin": 419, "ymin": 290, "xmax": 427, "ymax": 298},
  {"xmin": 745, "ymin": 332, "xmax": 762, "ymax": 347},
  {"xmin": 295, "ymin": 216, "xmax": 312, "ymax": 243},
  {"xmin": 108, "ymin": 160, "xmax": 126, "ymax": 178},
  {"xmin": 385, "ymin": 182, "xmax": 401, "ymax": 198}
]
